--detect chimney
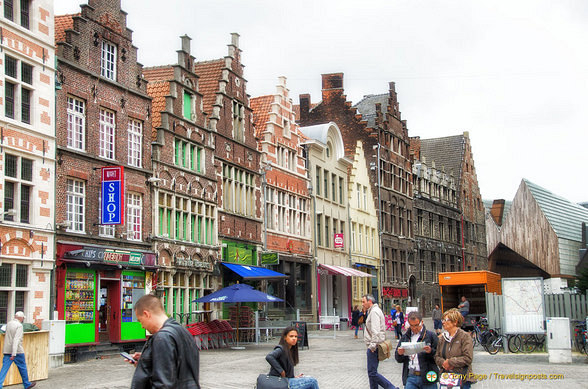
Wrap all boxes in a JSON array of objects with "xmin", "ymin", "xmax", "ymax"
[
  {"xmin": 299, "ymin": 94, "xmax": 311, "ymax": 122},
  {"xmin": 490, "ymin": 199, "xmax": 506, "ymax": 226},
  {"xmin": 321, "ymin": 73, "xmax": 344, "ymax": 101}
]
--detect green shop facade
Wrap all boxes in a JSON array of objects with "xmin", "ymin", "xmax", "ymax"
[{"xmin": 56, "ymin": 242, "xmax": 157, "ymax": 346}]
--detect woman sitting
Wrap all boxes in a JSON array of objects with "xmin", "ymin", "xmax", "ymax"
[
  {"xmin": 434, "ymin": 308, "xmax": 475, "ymax": 389},
  {"xmin": 265, "ymin": 326, "xmax": 319, "ymax": 389}
]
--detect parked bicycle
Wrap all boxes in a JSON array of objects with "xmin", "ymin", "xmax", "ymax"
[
  {"xmin": 573, "ymin": 320, "xmax": 587, "ymax": 353},
  {"xmin": 483, "ymin": 328, "xmax": 520, "ymax": 354},
  {"xmin": 508, "ymin": 333, "xmax": 546, "ymax": 353}
]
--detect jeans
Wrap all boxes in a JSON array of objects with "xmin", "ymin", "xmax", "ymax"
[
  {"xmin": 289, "ymin": 376, "xmax": 320, "ymax": 389},
  {"xmin": 0, "ymin": 353, "xmax": 31, "ymax": 388},
  {"xmin": 405, "ymin": 374, "xmax": 438, "ymax": 389},
  {"xmin": 366, "ymin": 348, "xmax": 397, "ymax": 389},
  {"xmin": 355, "ymin": 325, "xmax": 360, "ymax": 336}
]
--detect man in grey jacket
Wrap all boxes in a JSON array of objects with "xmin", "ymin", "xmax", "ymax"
[
  {"xmin": 362, "ymin": 294, "xmax": 399, "ymax": 389},
  {"xmin": 0, "ymin": 312, "xmax": 35, "ymax": 389}
]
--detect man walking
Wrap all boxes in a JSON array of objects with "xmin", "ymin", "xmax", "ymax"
[
  {"xmin": 395, "ymin": 311, "xmax": 439, "ymax": 389},
  {"xmin": 0, "ymin": 312, "xmax": 35, "ymax": 389},
  {"xmin": 129, "ymin": 294, "xmax": 200, "ymax": 388},
  {"xmin": 431, "ymin": 305, "xmax": 442, "ymax": 335},
  {"xmin": 362, "ymin": 294, "xmax": 399, "ymax": 389}
]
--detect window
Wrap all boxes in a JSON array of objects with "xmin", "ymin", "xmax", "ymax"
[
  {"xmin": 363, "ymin": 186, "xmax": 367, "ymax": 210},
  {"xmin": 265, "ymin": 188, "xmax": 275, "ymax": 230},
  {"xmin": 277, "ymin": 146, "xmax": 295, "ymax": 171},
  {"xmin": 101, "ymin": 41, "xmax": 117, "ymax": 80},
  {"xmin": 66, "ymin": 178, "xmax": 85, "ymax": 232},
  {"xmin": 351, "ymin": 223, "xmax": 356, "ymax": 251},
  {"xmin": 3, "ymin": 154, "xmax": 32, "ymax": 223},
  {"xmin": 324, "ymin": 216, "xmax": 330, "ymax": 247},
  {"xmin": 99, "ymin": 224, "xmax": 115, "ymax": 238},
  {"xmin": 222, "ymin": 164, "xmax": 254, "ymax": 217},
  {"xmin": 99, "ymin": 109, "xmax": 115, "ymax": 159},
  {"xmin": 183, "ymin": 91, "xmax": 194, "ymax": 120},
  {"xmin": 127, "ymin": 193, "xmax": 142, "ymax": 241},
  {"xmin": 128, "ymin": 119, "xmax": 143, "ymax": 168},
  {"xmin": 316, "ymin": 216, "xmax": 322, "ymax": 246},
  {"xmin": 283, "ymin": 119, "xmax": 290, "ymax": 137},
  {"xmin": 232, "ymin": 101, "xmax": 244, "ymax": 142},
  {"xmin": 339, "ymin": 177, "xmax": 344, "ymax": 204},
  {"xmin": 315, "ymin": 167, "xmax": 321, "ymax": 196},
  {"xmin": 4, "ymin": 55, "xmax": 32, "ymax": 123},
  {"xmin": 67, "ymin": 97, "xmax": 85, "ymax": 150},
  {"xmin": 0, "ymin": 263, "xmax": 29, "ymax": 324},
  {"xmin": 323, "ymin": 170, "xmax": 329, "ymax": 198},
  {"xmin": 358, "ymin": 225, "xmax": 363, "ymax": 251},
  {"xmin": 4, "ymin": 0, "xmax": 29, "ymax": 29},
  {"xmin": 356, "ymin": 184, "xmax": 361, "ymax": 208},
  {"xmin": 331, "ymin": 173, "xmax": 336, "ymax": 202},
  {"xmin": 174, "ymin": 138, "xmax": 203, "ymax": 173}
]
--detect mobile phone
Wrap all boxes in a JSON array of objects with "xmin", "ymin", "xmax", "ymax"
[{"xmin": 121, "ymin": 352, "xmax": 136, "ymax": 363}]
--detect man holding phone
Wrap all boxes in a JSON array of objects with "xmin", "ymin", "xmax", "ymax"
[
  {"xmin": 127, "ymin": 294, "xmax": 200, "ymax": 388},
  {"xmin": 395, "ymin": 311, "xmax": 438, "ymax": 389}
]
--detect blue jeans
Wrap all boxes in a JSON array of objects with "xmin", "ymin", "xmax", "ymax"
[
  {"xmin": 0, "ymin": 354, "xmax": 31, "ymax": 388},
  {"xmin": 289, "ymin": 376, "xmax": 319, "ymax": 389},
  {"xmin": 367, "ymin": 348, "xmax": 398, "ymax": 389},
  {"xmin": 405, "ymin": 374, "xmax": 438, "ymax": 389}
]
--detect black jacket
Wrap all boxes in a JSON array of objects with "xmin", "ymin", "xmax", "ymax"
[
  {"xmin": 131, "ymin": 318, "xmax": 200, "ymax": 389},
  {"xmin": 266, "ymin": 345, "xmax": 294, "ymax": 378},
  {"xmin": 351, "ymin": 310, "xmax": 362, "ymax": 327},
  {"xmin": 394, "ymin": 325, "xmax": 439, "ymax": 386}
]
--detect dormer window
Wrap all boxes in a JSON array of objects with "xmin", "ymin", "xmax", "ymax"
[{"xmin": 101, "ymin": 41, "xmax": 117, "ymax": 80}]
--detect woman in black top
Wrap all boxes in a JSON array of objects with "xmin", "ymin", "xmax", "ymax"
[{"xmin": 265, "ymin": 326, "xmax": 319, "ymax": 389}]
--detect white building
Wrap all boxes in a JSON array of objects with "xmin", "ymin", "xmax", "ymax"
[{"xmin": 0, "ymin": 0, "xmax": 55, "ymax": 326}]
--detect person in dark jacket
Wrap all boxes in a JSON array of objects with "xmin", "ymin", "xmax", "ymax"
[
  {"xmin": 129, "ymin": 294, "xmax": 200, "ymax": 389},
  {"xmin": 393, "ymin": 305, "xmax": 404, "ymax": 339},
  {"xmin": 265, "ymin": 326, "xmax": 319, "ymax": 389},
  {"xmin": 395, "ymin": 311, "xmax": 439, "ymax": 389},
  {"xmin": 351, "ymin": 306, "xmax": 365, "ymax": 339}
]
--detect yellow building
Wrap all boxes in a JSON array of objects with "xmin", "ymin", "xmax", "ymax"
[{"xmin": 348, "ymin": 141, "xmax": 380, "ymax": 310}]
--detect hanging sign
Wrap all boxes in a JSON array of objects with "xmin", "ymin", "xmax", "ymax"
[
  {"xmin": 101, "ymin": 166, "xmax": 124, "ymax": 225},
  {"xmin": 334, "ymin": 233, "xmax": 344, "ymax": 248}
]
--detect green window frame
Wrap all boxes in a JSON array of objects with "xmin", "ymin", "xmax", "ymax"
[{"xmin": 183, "ymin": 91, "xmax": 192, "ymax": 120}]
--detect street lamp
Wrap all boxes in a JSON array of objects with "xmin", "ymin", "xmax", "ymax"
[{"xmin": 1, "ymin": 209, "xmax": 17, "ymax": 218}]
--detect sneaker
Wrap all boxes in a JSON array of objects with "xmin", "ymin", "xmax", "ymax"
[{"xmin": 26, "ymin": 383, "xmax": 36, "ymax": 389}]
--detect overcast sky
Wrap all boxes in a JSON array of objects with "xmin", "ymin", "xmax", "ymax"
[{"xmin": 55, "ymin": 0, "xmax": 588, "ymax": 204}]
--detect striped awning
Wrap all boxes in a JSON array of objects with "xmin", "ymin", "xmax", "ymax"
[{"xmin": 318, "ymin": 264, "xmax": 374, "ymax": 278}]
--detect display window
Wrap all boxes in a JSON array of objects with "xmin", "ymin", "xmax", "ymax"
[
  {"xmin": 64, "ymin": 269, "xmax": 97, "ymax": 344},
  {"xmin": 120, "ymin": 271, "xmax": 146, "ymax": 340}
]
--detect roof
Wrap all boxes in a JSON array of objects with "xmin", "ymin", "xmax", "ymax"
[
  {"xmin": 193, "ymin": 59, "xmax": 224, "ymax": 115},
  {"xmin": 250, "ymin": 95, "xmax": 273, "ymax": 138},
  {"xmin": 483, "ymin": 199, "xmax": 513, "ymax": 219},
  {"xmin": 353, "ymin": 93, "xmax": 389, "ymax": 128},
  {"xmin": 55, "ymin": 14, "xmax": 78, "ymax": 44},
  {"xmin": 419, "ymin": 135, "xmax": 465, "ymax": 177},
  {"xmin": 524, "ymin": 179, "xmax": 588, "ymax": 242},
  {"xmin": 145, "ymin": 80, "xmax": 170, "ymax": 132},
  {"xmin": 143, "ymin": 66, "xmax": 175, "ymax": 82}
]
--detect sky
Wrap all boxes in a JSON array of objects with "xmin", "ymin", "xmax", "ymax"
[{"xmin": 54, "ymin": 0, "xmax": 588, "ymax": 204}]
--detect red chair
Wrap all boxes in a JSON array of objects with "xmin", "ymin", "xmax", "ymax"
[{"xmin": 219, "ymin": 320, "xmax": 235, "ymax": 345}]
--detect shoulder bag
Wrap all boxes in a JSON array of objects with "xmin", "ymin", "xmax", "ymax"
[
  {"xmin": 438, "ymin": 339, "xmax": 467, "ymax": 389},
  {"xmin": 377, "ymin": 339, "xmax": 393, "ymax": 361},
  {"xmin": 256, "ymin": 374, "xmax": 289, "ymax": 389}
]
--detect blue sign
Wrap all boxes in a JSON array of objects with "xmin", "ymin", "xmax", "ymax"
[{"xmin": 101, "ymin": 167, "xmax": 124, "ymax": 225}]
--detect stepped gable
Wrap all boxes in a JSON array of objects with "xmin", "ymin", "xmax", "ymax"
[
  {"xmin": 193, "ymin": 59, "xmax": 224, "ymax": 116},
  {"xmin": 250, "ymin": 95, "xmax": 273, "ymax": 138},
  {"xmin": 419, "ymin": 135, "xmax": 465, "ymax": 178},
  {"xmin": 55, "ymin": 14, "xmax": 78, "ymax": 44}
]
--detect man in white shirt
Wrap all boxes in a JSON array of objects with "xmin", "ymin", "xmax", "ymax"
[
  {"xmin": 0, "ymin": 312, "xmax": 36, "ymax": 389},
  {"xmin": 362, "ymin": 294, "xmax": 399, "ymax": 389}
]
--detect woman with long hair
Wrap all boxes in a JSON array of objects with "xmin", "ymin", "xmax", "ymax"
[{"xmin": 265, "ymin": 326, "xmax": 319, "ymax": 389}]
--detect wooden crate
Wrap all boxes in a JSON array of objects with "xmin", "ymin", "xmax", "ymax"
[{"xmin": 0, "ymin": 330, "xmax": 49, "ymax": 385}]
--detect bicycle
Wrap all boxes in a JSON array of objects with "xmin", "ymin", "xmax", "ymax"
[
  {"xmin": 484, "ymin": 328, "xmax": 519, "ymax": 354},
  {"xmin": 573, "ymin": 321, "xmax": 586, "ymax": 353}
]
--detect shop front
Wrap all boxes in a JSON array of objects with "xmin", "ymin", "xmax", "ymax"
[
  {"xmin": 381, "ymin": 286, "xmax": 409, "ymax": 314},
  {"xmin": 264, "ymin": 253, "xmax": 312, "ymax": 319},
  {"xmin": 56, "ymin": 243, "xmax": 157, "ymax": 346},
  {"xmin": 317, "ymin": 264, "xmax": 374, "ymax": 320}
]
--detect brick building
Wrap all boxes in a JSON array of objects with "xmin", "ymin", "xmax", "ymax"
[
  {"xmin": 251, "ymin": 77, "xmax": 313, "ymax": 320},
  {"xmin": 415, "ymin": 133, "xmax": 488, "ymax": 274},
  {"xmin": 194, "ymin": 34, "xmax": 263, "ymax": 292},
  {"xmin": 54, "ymin": 0, "xmax": 156, "ymax": 347},
  {"xmin": 143, "ymin": 36, "xmax": 219, "ymax": 321},
  {"xmin": 1, "ymin": 0, "xmax": 55, "ymax": 327},
  {"xmin": 409, "ymin": 144, "xmax": 461, "ymax": 314}
]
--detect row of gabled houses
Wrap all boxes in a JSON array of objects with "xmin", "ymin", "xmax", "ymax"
[{"xmin": 0, "ymin": 0, "xmax": 488, "ymax": 354}]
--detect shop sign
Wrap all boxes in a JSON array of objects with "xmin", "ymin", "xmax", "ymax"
[
  {"xmin": 382, "ymin": 287, "xmax": 408, "ymax": 298},
  {"xmin": 226, "ymin": 243, "xmax": 255, "ymax": 265},
  {"xmin": 334, "ymin": 233, "xmax": 344, "ymax": 248},
  {"xmin": 101, "ymin": 166, "xmax": 124, "ymax": 225},
  {"xmin": 261, "ymin": 252, "xmax": 279, "ymax": 265},
  {"xmin": 175, "ymin": 259, "xmax": 212, "ymax": 271},
  {"xmin": 63, "ymin": 246, "xmax": 156, "ymax": 267}
]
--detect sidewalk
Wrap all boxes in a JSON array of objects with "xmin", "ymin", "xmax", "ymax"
[{"xmin": 29, "ymin": 328, "xmax": 587, "ymax": 389}]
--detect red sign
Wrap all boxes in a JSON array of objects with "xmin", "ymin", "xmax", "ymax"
[
  {"xmin": 382, "ymin": 287, "xmax": 409, "ymax": 298},
  {"xmin": 334, "ymin": 233, "xmax": 344, "ymax": 248}
]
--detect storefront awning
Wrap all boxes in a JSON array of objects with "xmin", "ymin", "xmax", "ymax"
[
  {"xmin": 222, "ymin": 262, "xmax": 288, "ymax": 280},
  {"xmin": 319, "ymin": 264, "xmax": 375, "ymax": 278}
]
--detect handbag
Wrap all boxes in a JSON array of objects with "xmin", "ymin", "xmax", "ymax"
[
  {"xmin": 256, "ymin": 374, "xmax": 289, "ymax": 389},
  {"xmin": 377, "ymin": 339, "xmax": 393, "ymax": 361},
  {"xmin": 438, "ymin": 338, "xmax": 467, "ymax": 389}
]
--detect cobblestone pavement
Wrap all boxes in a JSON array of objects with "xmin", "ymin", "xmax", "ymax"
[{"xmin": 30, "ymin": 329, "xmax": 587, "ymax": 389}]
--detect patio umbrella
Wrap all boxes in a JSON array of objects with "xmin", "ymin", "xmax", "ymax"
[{"xmin": 193, "ymin": 283, "xmax": 283, "ymax": 345}]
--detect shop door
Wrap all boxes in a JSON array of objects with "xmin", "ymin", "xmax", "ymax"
[{"xmin": 99, "ymin": 279, "xmax": 121, "ymax": 343}]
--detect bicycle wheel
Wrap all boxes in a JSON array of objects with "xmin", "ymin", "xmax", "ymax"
[
  {"xmin": 507, "ymin": 335, "xmax": 520, "ymax": 353},
  {"xmin": 518, "ymin": 334, "xmax": 536, "ymax": 353},
  {"xmin": 486, "ymin": 333, "xmax": 500, "ymax": 354},
  {"xmin": 471, "ymin": 330, "xmax": 480, "ymax": 347}
]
